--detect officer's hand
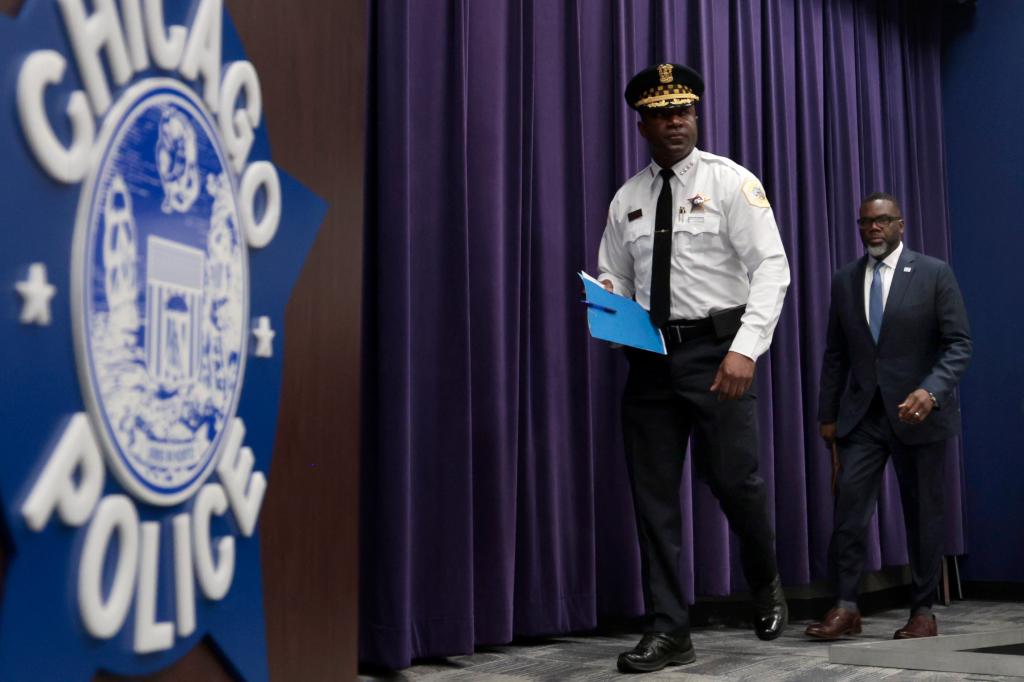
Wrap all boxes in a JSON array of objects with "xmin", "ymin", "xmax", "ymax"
[
  {"xmin": 710, "ymin": 351, "xmax": 754, "ymax": 400},
  {"xmin": 600, "ymin": 279, "xmax": 614, "ymax": 293},
  {"xmin": 898, "ymin": 389, "xmax": 933, "ymax": 424},
  {"xmin": 819, "ymin": 422, "xmax": 837, "ymax": 447}
]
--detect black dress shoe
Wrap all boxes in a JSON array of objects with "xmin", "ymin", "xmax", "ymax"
[
  {"xmin": 752, "ymin": 575, "xmax": 788, "ymax": 641},
  {"xmin": 616, "ymin": 630, "xmax": 696, "ymax": 673}
]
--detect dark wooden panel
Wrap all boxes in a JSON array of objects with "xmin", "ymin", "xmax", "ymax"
[
  {"xmin": 0, "ymin": 0, "xmax": 365, "ymax": 679},
  {"xmin": 227, "ymin": 1, "xmax": 365, "ymax": 680},
  {"xmin": 0, "ymin": 0, "xmax": 23, "ymax": 16}
]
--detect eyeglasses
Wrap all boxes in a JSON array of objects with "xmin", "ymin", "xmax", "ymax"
[{"xmin": 856, "ymin": 215, "xmax": 902, "ymax": 228}]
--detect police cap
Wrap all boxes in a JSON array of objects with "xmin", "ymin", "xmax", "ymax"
[{"xmin": 624, "ymin": 63, "xmax": 704, "ymax": 111}]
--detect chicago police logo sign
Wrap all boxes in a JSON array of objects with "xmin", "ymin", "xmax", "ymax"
[
  {"xmin": 77, "ymin": 78, "xmax": 249, "ymax": 507},
  {"xmin": 0, "ymin": 1, "xmax": 326, "ymax": 679}
]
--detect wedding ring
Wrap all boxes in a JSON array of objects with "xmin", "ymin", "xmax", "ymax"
[{"xmin": 913, "ymin": 411, "xmax": 921, "ymax": 418}]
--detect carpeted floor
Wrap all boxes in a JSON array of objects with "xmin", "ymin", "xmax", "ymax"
[{"xmin": 360, "ymin": 600, "xmax": 1024, "ymax": 680}]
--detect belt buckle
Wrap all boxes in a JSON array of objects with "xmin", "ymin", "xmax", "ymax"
[
  {"xmin": 667, "ymin": 324, "xmax": 684, "ymax": 344},
  {"xmin": 667, "ymin": 320, "xmax": 705, "ymax": 345}
]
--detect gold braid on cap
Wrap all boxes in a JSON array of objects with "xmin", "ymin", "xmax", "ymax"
[{"xmin": 635, "ymin": 84, "xmax": 699, "ymax": 109}]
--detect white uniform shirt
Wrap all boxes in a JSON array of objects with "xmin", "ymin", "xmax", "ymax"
[
  {"xmin": 597, "ymin": 148, "xmax": 790, "ymax": 361},
  {"xmin": 862, "ymin": 242, "xmax": 903, "ymax": 323}
]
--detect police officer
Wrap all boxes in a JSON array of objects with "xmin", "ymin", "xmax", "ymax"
[{"xmin": 598, "ymin": 63, "xmax": 790, "ymax": 673}]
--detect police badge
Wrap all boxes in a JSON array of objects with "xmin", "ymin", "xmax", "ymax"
[{"xmin": 0, "ymin": 1, "xmax": 326, "ymax": 679}]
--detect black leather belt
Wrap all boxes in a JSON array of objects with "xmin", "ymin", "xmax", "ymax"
[
  {"xmin": 662, "ymin": 305, "xmax": 746, "ymax": 346},
  {"xmin": 663, "ymin": 317, "xmax": 715, "ymax": 344}
]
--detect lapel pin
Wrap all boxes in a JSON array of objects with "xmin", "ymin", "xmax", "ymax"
[{"xmin": 903, "ymin": 266, "xmax": 912, "ymax": 272}]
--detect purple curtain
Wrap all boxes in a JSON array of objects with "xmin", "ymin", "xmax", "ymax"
[{"xmin": 361, "ymin": 0, "xmax": 964, "ymax": 669}]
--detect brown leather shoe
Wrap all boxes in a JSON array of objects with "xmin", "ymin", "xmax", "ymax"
[
  {"xmin": 894, "ymin": 614, "xmax": 937, "ymax": 639},
  {"xmin": 805, "ymin": 607, "xmax": 862, "ymax": 640}
]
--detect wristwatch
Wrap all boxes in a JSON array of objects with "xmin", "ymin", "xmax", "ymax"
[{"xmin": 927, "ymin": 391, "xmax": 938, "ymax": 409}]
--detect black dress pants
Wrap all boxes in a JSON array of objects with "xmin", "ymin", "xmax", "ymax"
[
  {"xmin": 828, "ymin": 391, "xmax": 946, "ymax": 611},
  {"xmin": 622, "ymin": 335, "xmax": 778, "ymax": 633}
]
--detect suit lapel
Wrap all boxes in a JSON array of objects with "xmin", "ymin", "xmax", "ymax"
[
  {"xmin": 852, "ymin": 256, "xmax": 872, "ymax": 341},
  {"xmin": 878, "ymin": 247, "xmax": 917, "ymax": 344}
]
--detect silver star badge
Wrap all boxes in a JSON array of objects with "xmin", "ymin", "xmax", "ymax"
[{"xmin": 15, "ymin": 263, "xmax": 57, "ymax": 326}]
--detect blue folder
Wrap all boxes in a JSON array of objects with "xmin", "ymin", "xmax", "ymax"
[{"xmin": 579, "ymin": 272, "xmax": 666, "ymax": 354}]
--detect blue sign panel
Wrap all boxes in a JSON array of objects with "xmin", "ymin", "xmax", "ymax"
[{"xmin": 0, "ymin": 1, "xmax": 326, "ymax": 679}]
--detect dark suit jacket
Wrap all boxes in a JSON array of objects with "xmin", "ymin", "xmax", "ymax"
[{"xmin": 818, "ymin": 247, "xmax": 972, "ymax": 445}]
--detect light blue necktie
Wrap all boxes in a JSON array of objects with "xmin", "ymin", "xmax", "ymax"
[{"xmin": 869, "ymin": 260, "xmax": 884, "ymax": 342}]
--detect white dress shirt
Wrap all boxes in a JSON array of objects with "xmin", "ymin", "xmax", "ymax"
[
  {"xmin": 597, "ymin": 149, "xmax": 790, "ymax": 361},
  {"xmin": 862, "ymin": 242, "xmax": 904, "ymax": 323}
]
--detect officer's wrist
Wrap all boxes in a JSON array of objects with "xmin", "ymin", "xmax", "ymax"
[{"xmin": 927, "ymin": 391, "xmax": 938, "ymax": 409}]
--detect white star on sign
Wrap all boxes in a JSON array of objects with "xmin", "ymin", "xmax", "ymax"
[
  {"xmin": 252, "ymin": 316, "xmax": 275, "ymax": 358},
  {"xmin": 15, "ymin": 263, "xmax": 57, "ymax": 326}
]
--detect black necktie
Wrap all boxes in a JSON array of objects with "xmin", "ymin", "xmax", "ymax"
[{"xmin": 649, "ymin": 168, "xmax": 674, "ymax": 328}]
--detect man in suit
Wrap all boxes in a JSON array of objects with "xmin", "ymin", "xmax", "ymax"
[{"xmin": 807, "ymin": 192, "xmax": 971, "ymax": 640}]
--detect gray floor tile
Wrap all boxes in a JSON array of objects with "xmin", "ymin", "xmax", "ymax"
[{"xmin": 360, "ymin": 600, "xmax": 1024, "ymax": 681}]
